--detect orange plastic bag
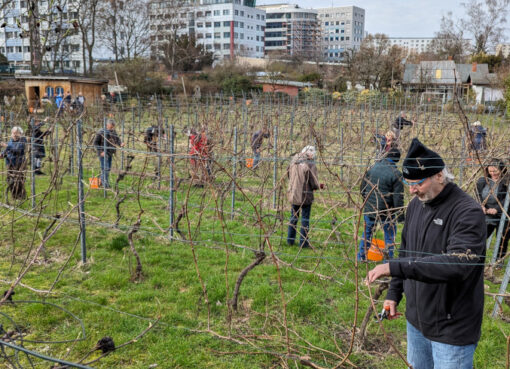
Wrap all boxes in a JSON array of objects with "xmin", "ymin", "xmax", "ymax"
[
  {"xmin": 246, "ymin": 158, "xmax": 254, "ymax": 168},
  {"xmin": 89, "ymin": 177, "xmax": 101, "ymax": 189},
  {"xmin": 367, "ymin": 238, "xmax": 386, "ymax": 261}
]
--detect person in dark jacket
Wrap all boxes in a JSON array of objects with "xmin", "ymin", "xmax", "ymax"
[
  {"xmin": 251, "ymin": 127, "xmax": 270, "ymax": 168},
  {"xmin": 368, "ymin": 138, "xmax": 486, "ymax": 369},
  {"xmin": 144, "ymin": 124, "xmax": 166, "ymax": 176},
  {"xmin": 144, "ymin": 124, "xmax": 166, "ymax": 153},
  {"xmin": 287, "ymin": 145, "xmax": 321, "ymax": 248},
  {"xmin": 27, "ymin": 118, "xmax": 51, "ymax": 175},
  {"xmin": 476, "ymin": 158, "xmax": 509, "ymax": 259},
  {"xmin": 391, "ymin": 111, "xmax": 414, "ymax": 138},
  {"xmin": 469, "ymin": 121, "xmax": 487, "ymax": 151},
  {"xmin": 93, "ymin": 120, "xmax": 124, "ymax": 188},
  {"xmin": 0, "ymin": 126, "xmax": 27, "ymax": 200},
  {"xmin": 358, "ymin": 148, "xmax": 404, "ymax": 261}
]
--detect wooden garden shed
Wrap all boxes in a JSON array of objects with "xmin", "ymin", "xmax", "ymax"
[{"xmin": 16, "ymin": 75, "xmax": 108, "ymax": 109}]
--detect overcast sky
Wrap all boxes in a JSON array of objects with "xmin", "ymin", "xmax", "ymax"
[{"xmin": 257, "ymin": 0, "xmax": 467, "ymax": 38}]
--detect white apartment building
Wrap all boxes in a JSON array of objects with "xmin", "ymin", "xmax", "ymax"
[
  {"xmin": 0, "ymin": 0, "xmax": 84, "ymax": 74},
  {"xmin": 149, "ymin": 0, "xmax": 266, "ymax": 61},
  {"xmin": 384, "ymin": 37, "xmax": 435, "ymax": 54},
  {"xmin": 317, "ymin": 6, "xmax": 365, "ymax": 61},
  {"xmin": 496, "ymin": 43, "xmax": 510, "ymax": 58},
  {"xmin": 257, "ymin": 4, "xmax": 319, "ymax": 59}
]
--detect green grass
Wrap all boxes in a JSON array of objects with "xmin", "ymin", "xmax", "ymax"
[{"xmin": 0, "ymin": 105, "xmax": 509, "ymax": 368}]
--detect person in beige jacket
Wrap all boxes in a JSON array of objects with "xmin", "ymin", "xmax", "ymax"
[{"xmin": 287, "ymin": 145, "xmax": 320, "ymax": 248}]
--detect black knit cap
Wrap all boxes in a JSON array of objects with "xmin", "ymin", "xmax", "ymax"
[
  {"xmin": 402, "ymin": 138, "xmax": 445, "ymax": 180},
  {"xmin": 385, "ymin": 148, "xmax": 401, "ymax": 163}
]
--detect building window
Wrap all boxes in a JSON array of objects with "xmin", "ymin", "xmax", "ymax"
[
  {"xmin": 197, "ymin": 22, "xmax": 203, "ymax": 27},
  {"xmin": 240, "ymin": 11, "xmax": 244, "ymax": 16},
  {"xmin": 16, "ymin": 46, "xmax": 22, "ymax": 53},
  {"xmin": 73, "ymin": 61, "xmax": 80, "ymax": 68},
  {"xmin": 223, "ymin": 21, "xmax": 230, "ymax": 27},
  {"xmin": 223, "ymin": 9, "xmax": 229, "ymax": 15},
  {"xmin": 205, "ymin": 11, "xmax": 211, "ymax": 16},
  {"xmin": 214, "ymin": 32, "xmax": 221, "ymax": 38},
  {"xmin": 325, "ymin": 22, "xmax": 329, "ymax": 26},
  {"xmin": 223, "ymin": 43, "xmax": 230, "ymax": 50},
  {"xmin": 206, "ymin": 33, "xmax": 212, "ymax": 38},
  {"xmin": 55, "ymin": 86, "xmax": 64, "ymax": 95},
  {"xmin": 223, "ymin": 32, "xmax": 230, "ymax": 38},
  {"xmin": 206, "ymin": 22, "xmax": 211, "ymax": 27},
  {"xmin": 214, "ymin": 10, "xmax": 220, "ymax": 16},
  {"xmin": 45, "ymin": 86, "xmax": 54, "ymax": 97},
  {"xmin": 214, "ymin": 22, "xmax": 220, "ymax": 27},
  {"xmin": 235, "ymin": 10, "xmax": 238, "ymax": 15}
]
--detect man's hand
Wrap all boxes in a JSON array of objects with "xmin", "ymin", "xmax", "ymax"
[
  {"xmin": 383, "ymin": 300, "xmax": 399, "ymax": 320},
  {"xmin": 100, "ymin": 152, "xmax": 105, "ymax": 157},
  {"xmin": 367, "ymin": 263, "xmax": 390, "ymax": 284},
  {"xmin": 486, "ymin": 208, "xmax": 497, "ymax": 215}
]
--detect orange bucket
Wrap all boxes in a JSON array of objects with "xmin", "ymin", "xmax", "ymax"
[
  {"xmin": 367, "ymin": 238, "xmax": 386, "ymax": 261},
  {"xmin": 89, "ymin": 177, "xmax": 101, "ymax": 189},
  {"xmin": 246, "ymin": 158, "xmax": 254, "ymax": 168}
]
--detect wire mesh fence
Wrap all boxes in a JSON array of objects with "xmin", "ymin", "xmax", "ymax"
[{"xmin": 0, "ymin": 92, "xmax": 509, "ymax": 368}]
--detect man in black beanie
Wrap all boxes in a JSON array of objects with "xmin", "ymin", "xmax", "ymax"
[
  {"xmin": 367, "ymin": 138, "xmax": 486, "ymax": 369},
  {"xmin": 358, "ymin": 148, "xmax": 404, "ymax": 261}
]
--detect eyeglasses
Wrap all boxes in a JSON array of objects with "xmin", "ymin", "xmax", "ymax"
[{"xmin": 403, "ymin": 177, "xmax": 427, "ymax": 186}]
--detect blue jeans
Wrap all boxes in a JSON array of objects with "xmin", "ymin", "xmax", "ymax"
[
  {"xmin": 407, "ymin": 321, "xmax": 477, "ymax": 369},
  {"xmin": 357, "ymin": 215, "xmax": 396, "ymax": 261},
  {"xmin": 252, "ymin": 150, "xmax": 261, "ymax": 168},
  {"xmin": 99, "ymin": 154, "xmax": 113, "ymax": 188},
  {"xmin": 287, "ymin": 204, "xmax": 311, "ymax": 248}
]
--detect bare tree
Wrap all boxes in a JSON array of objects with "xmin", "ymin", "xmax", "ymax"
[
  {"xmin": 428, "ymin": 12, "xmax": 469, "ymax": 62},
  {"xmin": 98, "ymin": 0, "xmax": 151, "ymax": 62},
  {"xmin": 344, "ymin": 34, "xmax": 406, "ymax": 89},
  {"xmin": 461, "ymin": 0, "xmax": 509, "ymax": 54},
  {"xmin": 76, "ymin": 0, "xmax": 100, "ymax": 74},
  {"xmin": 149, "ymin": 0, "xmax": 192, "ymax": 74},
  {"xmin": 119, "ymin": 0, "xmax": 150, "ymax": 59},
  {"xmin": 431, "ymin": 0, "xmax": 509, "ymax": 58},
  {"xmin": 12, "ymin": 0, "xmax": 81, "ymax": 74}
]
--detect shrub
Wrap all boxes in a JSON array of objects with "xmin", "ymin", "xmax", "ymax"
[{"xmin": 221, "ymin": 75, "xmax": 253, "ymax": 96}]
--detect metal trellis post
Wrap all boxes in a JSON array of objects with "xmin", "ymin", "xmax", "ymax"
[
  {"xmin": 169, "ymin": 125, "xmax": 175, "ymax": 240},
  {"xmin": 77, "ymin": 119, "xmax": 86, "ymax": 264}
]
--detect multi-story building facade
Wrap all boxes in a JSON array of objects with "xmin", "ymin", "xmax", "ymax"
[
  {"xmin": 257, "ymin": 4, "xmax": 319, "ymax": 59},
  {"xmin": 496, "ymin": 43, "xmax": 510, "ymax": 58},
  {"xmin": 372, "ymin": 37, "xmax": 471, "ymax": 55},
  {"xmin": 317, "ymin": 6, "xmax": 365, "ymax": 62},
  {"xmin": 0, "ymin": 0, "xmax": 84, "ymax": 74},
  {"xmin": 384, "ymin": 37, "xmax": 435, "ymax": 54},
  {"xmin": 149, "ymin": 0, "xmax": 266, "ymax": 61}
]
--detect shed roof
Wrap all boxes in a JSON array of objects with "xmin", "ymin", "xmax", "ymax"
[
  {"xmin": 255, "ymin": 79, "xmax": 313, "ymax": 88},
  {"xmin": 16, "ymin": 75, "xmax": 108, "ymax": 84},
  {"xmin": 403, "ymin": 61, "xmax": 490, "ymax": 85}
]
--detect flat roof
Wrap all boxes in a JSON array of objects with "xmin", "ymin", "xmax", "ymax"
[{"xmin": 16, "ymin": 75, "xmax": 108, "ymax": 84}]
